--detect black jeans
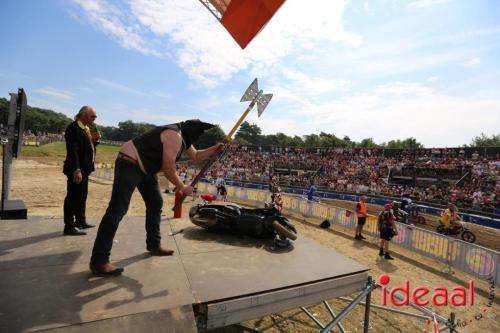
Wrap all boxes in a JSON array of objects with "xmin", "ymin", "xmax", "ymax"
[
  {"xmin": 90, "ymin": 158, "xmax": 163, "ymax": 265},
  {"xmin": 63, "ymin": 175, "xmax": 89, "ymax": 228}
]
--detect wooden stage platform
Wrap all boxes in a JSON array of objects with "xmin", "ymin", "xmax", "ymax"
[{"xmin": 0, "ymin": 216, "xmax": 368, "ymax": 332}]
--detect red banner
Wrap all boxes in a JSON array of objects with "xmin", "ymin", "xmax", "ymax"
[{"xmin": 220, "ymin": 0, "xmax": 286, "ymax": 49}]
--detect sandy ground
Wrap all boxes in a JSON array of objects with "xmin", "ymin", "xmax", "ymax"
[
  {"xmin": 6, "ymin": 158, "xmax": 500, "ymax": 333},
  {"xmin": 319, "ymin": 198, "xmax": 500, "ymax": 252}
]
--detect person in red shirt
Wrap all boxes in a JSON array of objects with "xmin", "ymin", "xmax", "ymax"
[{"xmin": 378, "ymin": 203, "xmax": 397, "ymax": 260}]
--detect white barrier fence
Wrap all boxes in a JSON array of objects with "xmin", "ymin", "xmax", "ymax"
[
  {"xmin": 198, "ymin": 183, "xmax": 500, "ymax": 287},
  {"xmin": 91, "ymin": 166, "xmax": 114, "ymax": 181}
]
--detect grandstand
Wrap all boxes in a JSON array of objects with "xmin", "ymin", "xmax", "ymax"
[{"xmin": 207, "ymin": 145, "xmax": 499, "ymax": 215}]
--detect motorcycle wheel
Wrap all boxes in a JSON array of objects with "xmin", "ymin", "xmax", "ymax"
[
  {"xmin": 436, "ymin": 225, "xmax": 445, "ymax": 234},
  {"xmin": 461, "ymin": 231, "xmax": 476, "ymax": 243},
  {"xmin": 272, "ymin": 221, "xmax": 298, "ymax": 241},
  {"xmin": 190, "ymin": 214, "xmax": 218, "ymax": 228}
]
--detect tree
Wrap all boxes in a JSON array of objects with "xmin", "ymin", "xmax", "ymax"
[
  {"xmin": 357, "ymin": 138, "xmax": 377, "ymax": 148},
  {"xmin": 468, "ymin": 133, "xmax": 500, "ymax": 147},
  {"xmin": 195, "ymin": 125, "xmax": 226, "ymax": 149},
  {"xmin": 235, "ymin": 121, "xmax": 261, "ymax": 144},
  {"xmin": 303, "ymin": 134, "xmax": 321, "ymax": 147},
  {"xmin": 102, "ymin": 120, "xmax": 155, "ymax": 141},
  {"xmin": 386, "ymin": 137, "xmax": 424, "ymax": 149}
]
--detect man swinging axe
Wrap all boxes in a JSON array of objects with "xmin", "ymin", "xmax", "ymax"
[
  {"xmin": 89, "ymin": 119, "xmax": 223, "ymax": 276},
  {"xmin": 173, "ymin": 78, "xmax": 273, "ymax": 212}
]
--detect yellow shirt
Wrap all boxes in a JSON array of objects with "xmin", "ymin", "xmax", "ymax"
[{"xmin": 440, "ymin": 208, "xmax": 460, "ymax": 226}]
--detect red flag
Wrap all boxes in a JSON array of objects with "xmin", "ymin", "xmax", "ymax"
[{"xmin": 203, "ymin": 0, "xmax": 286, "ymax": 49}]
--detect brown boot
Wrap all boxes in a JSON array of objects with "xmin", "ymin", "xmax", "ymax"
[
  {"xmin": 149, "ymin": 246, "xmax": 174, "ymax": 256},
  {"xmin": 89, "ymin": 262, "xmax": 124, "ymax": 276}
]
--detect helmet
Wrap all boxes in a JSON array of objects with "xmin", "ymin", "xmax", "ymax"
[
  {"xmin": 384, "ymin": 202, "xmax": 393, "ymax": 209},
  {"xmin": 447, "ymin": 203, "xmax": 456, "ymax": 211}
]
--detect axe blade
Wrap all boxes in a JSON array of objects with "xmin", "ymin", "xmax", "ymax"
[
  {"xmin": 256, "ymin": 93, "xmax": 273, "ymax": 117},
  {"xmin": 240, "ymin": 78, "xmax": 259, "ymax": 102}
]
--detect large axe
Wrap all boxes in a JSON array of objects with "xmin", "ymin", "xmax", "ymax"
[{"xmin": 173, "ymin": 78, "xmax": 272, "ymax": 211}]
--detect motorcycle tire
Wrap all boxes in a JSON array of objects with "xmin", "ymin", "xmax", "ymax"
[
  {"xmin": 190, "ymin": 214, "xmax": 218, "ymax": 228},
  {"xmin": 461, "ymin": 231, "xmax": 476, "ymax": 243},
  {"xmin": 272, "ymin": 221, "xmax": 298, "ymax": 241},
  {"xmin": 436, "ymin": 225, "xmax": 445, "ymax": 234}
]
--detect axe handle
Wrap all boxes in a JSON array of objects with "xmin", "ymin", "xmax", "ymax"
[
  {"xmin": 226, "ymin": 103, "xmax": 253, "ymax": 139},
  {"xmin": 172, "ymin": 101, "xmax": 256, "ymax": 211}
]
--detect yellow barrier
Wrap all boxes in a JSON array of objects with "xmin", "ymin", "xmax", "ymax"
[
  {"xmin": 95, "ymin": 162, "xmax": 114, "ymax": 169},
  {"xmin": 23, "ymin": 140, "xmax": 40, "ymax": 146}
]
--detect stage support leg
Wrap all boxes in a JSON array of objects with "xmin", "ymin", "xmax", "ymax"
[{"xmin": 363, "ymin": 276, "xmax": 372, "ymax": 333}]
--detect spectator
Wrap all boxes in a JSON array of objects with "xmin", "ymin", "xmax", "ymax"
[
  {"xmin": 354, "ymin": 195, "xmax": 368, "ymax": 240},
  {"xmin": 378, "ymin": 203, "xmax": 396, "ymax": 260}
]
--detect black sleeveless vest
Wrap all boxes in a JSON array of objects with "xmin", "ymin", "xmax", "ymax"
[{"xmin": 132, "ymin": 124, "xmax": 184, "ymax": 174}]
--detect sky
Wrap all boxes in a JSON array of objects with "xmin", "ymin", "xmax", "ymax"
[{"xmin": 1, "ymin": 0, "xmax": 499, "ymax": 147}]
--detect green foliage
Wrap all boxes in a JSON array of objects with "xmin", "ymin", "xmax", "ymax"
[
  {"xmin": 357, "ymin": 137, "xmax": 378, "ymax": 148},
  {"xmin": 195, "ymin": 125, "xmax": 226, "ymax": 149},
  {"xmin": 0, "ymin": 97, "xmax": 72, "ymax": 133},
  {"xmin": 382, "ymin": 137, "xmax": 424, "ymax": 149},
  {"xmin": 467, "ymin": 133, "xmax": 500, "ymax": 147},
  {"xmin": 235, "ymin": 121, "xmax": 261, "ymax": 143},
  {"xmin": 96, "ymin": 121, "xmax": 155, "ymax": 141},
  {"xmin": 20, "ymin": 141, "xmax": 120, "ymax": 163},
  {"xmin": 21, "ymin": 141, "xmax": 68, "ymax": 157}
]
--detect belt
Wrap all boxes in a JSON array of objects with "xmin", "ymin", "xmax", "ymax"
[{"xmin": 117, "ymin": 152, "xmax": 138, "ymax": 165}]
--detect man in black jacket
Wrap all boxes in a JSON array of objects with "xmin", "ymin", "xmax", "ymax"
[{"xmin": 63, "ymin": 106, "xmax": 100, "ymax": 235}]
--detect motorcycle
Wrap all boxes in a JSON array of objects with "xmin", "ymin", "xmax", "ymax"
[
  {"xmin": 436, "ymin": 220, "xmax": 476, "ymax": 243},
  {"xmin": 405, "ymin": 203, "xmax": 427, "ymax": 225},
  {"xmin": 394, "ymin": 202, "xmax": 426, "ymax": 225},
  {"xmin": 189, "ymin": 194, "xmax": 298, "ymax": 246},
  {"xmin": 394, "ymin": 208, "xmax": 410, "ymax": 224}
]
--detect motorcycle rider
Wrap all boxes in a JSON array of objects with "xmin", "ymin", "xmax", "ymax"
[
  {"xmin": 440, "ymin": 203, "xmax": 462, "ymax": 234},
  {"xmin": 392, "ymin": 200, "xmax": 408, "ymax": 224},
  {"xmin": 400, "ymin": 194, "xmax": 412, "ymax": 213},
  {"xmin": 274, "ymin": 192, "xmax": 284, "ymax": 213}
]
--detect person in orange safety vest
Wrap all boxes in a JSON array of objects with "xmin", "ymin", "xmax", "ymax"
[{"xmin": 354, "ymin": 195, "xmax": 368, "ymax": 240}]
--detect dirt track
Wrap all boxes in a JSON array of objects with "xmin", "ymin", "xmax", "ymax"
[
  {"xmin": 319, "ymin": 198, "xmax": 500, "ymax": 252},
  {"xmin": 6, "ymin": 157, "xmax": 500, "ymax": 333}
]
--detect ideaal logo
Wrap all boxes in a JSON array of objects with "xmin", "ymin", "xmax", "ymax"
[{"xmin": 378, "ymin": 274, "xmax": 474, "ymax": 306}]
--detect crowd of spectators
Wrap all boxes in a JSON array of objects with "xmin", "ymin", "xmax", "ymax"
[
  {"xmin": 206, "ymin": 145, "xmax": 499, "ymax": 213},
  {"xmin": 22, "ymin": 131, "xmax": 64, "ymax": 146}
]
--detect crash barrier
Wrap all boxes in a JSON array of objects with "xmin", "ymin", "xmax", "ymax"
[
  {"xmin": 100, "ymin": 139, "xmax": 124, "ymax": 146},
  {"xmin": 90, "ymin": 163, "xmax": 198, "ymax": 186},
  {"xmin": 22, "ymin": 140, "xmax": 40, "ymax": 146},
  {"xmin": 22, "ymin": 137, "xmax": 63, "ymax": 146},
  {"xmin": 198, "ymin": 182, "xmax": 500, "ymax": 287},
  {"xmin": 91, "ymin": 162, "xmax": 114, "ymax": 181},
  {"xmin": 214, "ymin": 179, "xmax": 500, "ymax": 230}
]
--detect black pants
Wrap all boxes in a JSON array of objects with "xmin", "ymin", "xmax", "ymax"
[
  {"xmin": 90, "ymin": 158, "xmax": 163, "ymax": 265},
  {"xmin": 64, "ymin": 175, "xmax": 89, "ymax": 228}
]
